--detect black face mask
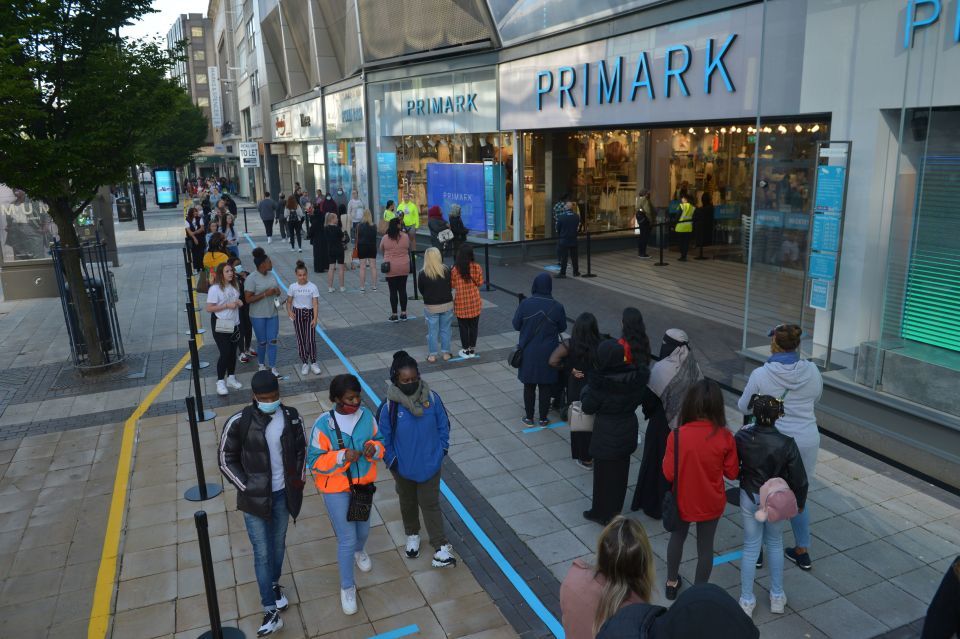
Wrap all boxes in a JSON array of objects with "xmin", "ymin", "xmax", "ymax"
[
  {"xmin": 397, "ymin": 381, "xmax": 419, "ymax": 396},
  {"xmin": 659, "ymin": 335, "xmax": 686, "ymax": 360}
]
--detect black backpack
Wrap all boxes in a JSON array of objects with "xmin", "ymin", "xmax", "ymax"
[{"xmin": 596, "ymin": 603, "xmax": 667, "ymax": 639}]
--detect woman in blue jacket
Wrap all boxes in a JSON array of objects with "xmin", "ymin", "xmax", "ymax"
[
  {"xmin": 377, "ymin": 351, "xmax": 457, "ymax": 568},
  {"xmin": 513, "ymin": 273, "xmax": 567, "ymax": 426}
]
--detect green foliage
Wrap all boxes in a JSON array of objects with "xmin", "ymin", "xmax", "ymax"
[{"xmin": 0, "ymin": 0, "xmax": 204, "ymax": 220}]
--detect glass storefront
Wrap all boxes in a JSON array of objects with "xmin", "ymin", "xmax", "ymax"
[{"xmin": 324, "ymin": 86, "xmax": 367, "ymax": 204}]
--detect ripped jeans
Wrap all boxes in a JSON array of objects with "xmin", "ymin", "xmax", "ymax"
[{"xmin": 250, "ymin": 315, "xmax": 279, "ymax": 367}]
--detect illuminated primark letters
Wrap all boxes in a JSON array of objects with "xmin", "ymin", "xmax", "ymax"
[
  {"xmin": 903, "ymin": 0, "xmax": 960, "ymax": 48},
  {"xmin": 535, "ymin": 34, "xmax": 737, "ymax": 111}
]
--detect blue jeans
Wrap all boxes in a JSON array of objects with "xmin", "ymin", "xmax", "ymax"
[
  {"xmin": 424, "ymin": 309, "xmax": 452, "ymax": 356},
  {"xmin": 250, "ymin": 315, "xmax": 279, "ymax": 367},
  {"xmin": 790, "ymin": 443, "xmax": 818, "ymax": 549},
  {"xmin": 243, "ymin": 489, "xmax": 290, "ymax": 610},
  {"xmin": 323, "ymin": 492, "xmax": 370, "ymax": 589},
  {"xmin": 740, "ymin": 489, "xmax": 785, "ymax": 603}
]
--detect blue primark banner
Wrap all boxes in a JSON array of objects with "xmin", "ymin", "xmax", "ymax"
[{"xmin": 427, "ymin": 163, "xmax": 486, "ymax": 232}]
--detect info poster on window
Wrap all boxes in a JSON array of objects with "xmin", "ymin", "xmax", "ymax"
[{"xmin": 807, "ymin": 142, "xmax": 851, "ymax": 311}]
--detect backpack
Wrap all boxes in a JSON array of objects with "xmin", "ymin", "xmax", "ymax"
[
  {"xmin": 754, "ymin": 477, "xmax": 799, "ymax": 522},
  {"xmin": 596, "ymin": 603, "xmax": 667, "ymax": 639}
]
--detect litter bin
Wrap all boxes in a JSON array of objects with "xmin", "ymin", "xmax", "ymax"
[
  {"xmin": 64, "ymin": 277, "xmax": 114, "ymax": 356},
  {"xmin": 116, "ymin": 197, "xmax": 133, "ymax": 222}
]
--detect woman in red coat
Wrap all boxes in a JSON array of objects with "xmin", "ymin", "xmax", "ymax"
[{"xmin": 662, "ymin": 379, "xmax": 738, "ymax": 600}]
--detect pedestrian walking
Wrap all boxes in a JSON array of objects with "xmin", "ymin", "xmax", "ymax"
[
  {"xmin": 347, "ymin": 188, "xmax": 364, "ymax": 241},
  {"xmin": 206, "ymin": 262, "xmax": 244, "ymax": 396},
  {"xmin": 286, "ymin": 261, "xmax": 321, "ymax": 377},
  {"xmin": 380, "ymin": 217, "xmax": 411, "ymax": 322},
  {"xmin": 513, "ymin": 273, "xmax": 566, "ymax": 426},
  {"xmin": 245, "ymin": 248, "xmax": 284, "ymax": 377},
  {"xmin": 581, "ymin": 340, "xmax": 647, "ymax": 525},
  {"xmin": 324, "ymin": 212, "xmax": 347, "ymax": 292},
  {"xmin": 737, "ymin": 323, "xmax": 822, "ymax": 571},
  {"xmin": 185, "ymin": 207, "xmax": 206, "ymax": 272},
  {"xmin": 549, "ymin": 312, "xmax": 604, "ymax": 469},
  {"xmin": 378, "ymin": 351, "xmax": 457, "ymax": 568},
  {"xmin": 356, "ymin": 210, "xmax": 378, "ymax": 292},
  {"xmin": 258, "ymin": 192, "xmax": 276, "ymax": 243},
  {"xmin": 663, "ymin": 379, "xmax": 739, "ymax": 599},
  {"xmin": 218, "ymin": 370, "xmax": 306, "ymax": 637},
  {"xmin": 635, "ymin": 189, "xmax": 653, "ymax": 258},
  {"xmin": 560, "ymin": 516, "xmax": 655, "ymax": 639},
  {"xmin": 275, "ymin": 193, "xmax": 287, "ymax": 240},
  {"xmin": 735, "ymin": 394, "xmax": 809, "ymax": 619},
  {"xmin": 285, "ymin": 194, "xmax": 304, "ymax": 253},
  {"xmin": 227, "ymin": 256, "xmax": 255, "ymax": 364},
  {"xmin": 556, "ymin": 196, "xmax": 581, "ymax": 278},
  {"xmin": 308, "ymin": 374, "xmax": 385, "ymax": 615},
  {"xmin": 675, "ymin": 194, "xmax": 695, "ymax": 261},
  {"xmin": 307, "ymin": 205, "xmax": 329, "ymax": 274},
  {"xmin": 631, "ymin": 329, "xmax": 703, "ymax": 517},
  {"xmin": 417, "ymin": 248, "xmax": 453, "ymax": 362},
  {"xmin": 451, "ymin": 244, "xmax": 484, "ymax": 358}
]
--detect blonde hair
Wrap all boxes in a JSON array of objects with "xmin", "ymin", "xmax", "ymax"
[
  {"xmin": 593, "ymin": 516, "xmax": 655, "ymax": 635},
  {"xmin": 361, "ymin": 209, "xmax": 373, "ymax": 225},
  {"xmin": 325, "ymin": 212, "xmax": 338, "ymax": 225},
  {"xmin": 421, "ymin": 247, "xmax": 447, "ymax": 280}
]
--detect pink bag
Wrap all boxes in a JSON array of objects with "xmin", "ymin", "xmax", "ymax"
[{"xmin": 754, "ymin": 477, "xmax": 798, "ymax": 523}]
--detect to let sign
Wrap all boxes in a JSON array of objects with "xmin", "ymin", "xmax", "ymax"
[{"xmin": 239, "ymin": 142, "xmax": 260, "ymax": 168}]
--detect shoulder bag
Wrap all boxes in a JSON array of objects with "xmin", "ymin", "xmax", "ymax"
[
  {"xmin": 196, "ymin": 268, "xmax": 211, "ymax": 294},
  {"xmin": 661, "ymin": 426, "xmax": 682, "ymax": 532},
  {"xmin": 568, "ymin": 401, "xmax": 594, "ymax": 432},
  {"xmin": 508, "ymin": 306, "xmax": 553, "ymax": 369},
  {"xmin": 329, "ymin": 410, "xmax": 376, "ymax": 522}
]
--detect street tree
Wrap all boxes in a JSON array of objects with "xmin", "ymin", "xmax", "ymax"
[{"xmin": 0, "ymin": 0, "xmax": 207, "ymax": 367}]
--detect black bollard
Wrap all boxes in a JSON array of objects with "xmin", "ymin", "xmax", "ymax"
[
  {"xmin": 484, "ymin": 244, "xmax": 491, "ymax": 291},
  {"xmin": 654, "ymin": 222, "xmax": 669, "ymax": 267},
  {"xmin": 581, "ymin": 232, "xmax": 597, "ymax": 278},
  {"xmin": 242, "ymin": 207, "xmax": 249, "ymax": 234},
  {"xmin": 411, "ymin": 252, "xmax": 419, "ymax": 301},
  {"xmin": 185, "ymin": 271, "xmax": 206, "ymax": 336},
  {"xmin": 184, "ymin": 396, "xmax": 223, "ymax": 502},
  {"xmin": 188, "ymin": 333, "xmax": 217, "ymax": 423},
  {"xmin": 185, "ymin": 301, "xmax": 210, "ymax": 370},
  {"xmin": 695, "ymin": 240, "xmax": 709, "ymax": 260},
  {"xmin": 194, "ymin": 511, "xmax": 246, "ymax": 639}
]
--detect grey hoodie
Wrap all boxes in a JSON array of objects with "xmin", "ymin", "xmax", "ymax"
[{"xmin": 737, "ymin": 359, "xmax": 823, "ymax": 449}]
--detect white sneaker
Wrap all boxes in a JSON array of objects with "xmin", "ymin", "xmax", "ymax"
[
  {"xmin": 267, "ymin": 237, "xmax": 272, "ymax": 244},
  {"xmin": 258, "ymin": 364, "xmax": 267, "ymax": 372},
  {"xmin": 432, "ymin": 544, "xmax": 457, "ymax": 568},
  {"xmin": 328, "ymin": 287, "xmax": 334, "ymax": 293},
  {"xmin": 340, "ymin": 587, "xmax": 358, "ymax": 615},
  {"xmin": 405, "ymin": 534, "xmax": 421, "ymax": 559},
  {"xmin": 354, "ymin": 551, "xmax": 372, "ymax": 572},
  {"xmin": 291, "ymin": 247, "xmax": 296, "ymax": 252},
  {"xmin": 226, "ymin": 375, "xmax": 242, "ymax": 390},
  {"xmin": 340, "ymin": 286, "xmax": 346, "ymax": 292},
  {"xmin": 770, "ymin": 593, "xmax": 787, "ymax": 614},
  {"xmin": 273, "ymin": 584, "xmax": 288, "ymax": 610},
  {"xmin": 457, "ymin": 349, "xmax": 470, "ymax": 359},
  {"xmin": 271, "ymin": 367, "xmax": 281, "ymax": 378},
  {"xmin": 257, "ymin": 609, "xmax": 282, "ymax": 636},
  {"xmin": 216, "ymin": 380, "xmax": 228, "ymax": 396},
  {"xmin": 310, "ymin": 363, "xmax": 321, "ymax": 375},
  {"xmin": 298, "ymin": 248, "xmax": 303, "ymax": 253},
  {"xmin": 300, "ymin": 363, "xmax": 309, "ymax": 376},
  {"xmin": 739, "ymin": 597, "xmax": 756, "ymax": 619},
  {"xmin": 359, "ymin": 287, "xmax": 365, "ymax": 292}
]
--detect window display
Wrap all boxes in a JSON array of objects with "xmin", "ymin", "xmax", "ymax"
[{"xmin": 0, "ymin": 185, "xmax": 57, "ymax": 263}]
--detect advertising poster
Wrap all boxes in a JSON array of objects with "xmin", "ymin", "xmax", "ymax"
[
  {"xmin": 154, "ymin": 169, "xmax": 177, "ymax": 207},
  {"xmin": 426, "ymin": 164, "xmax": 485, "ymax": 231},
  {"xmin": 814, "ymin": 166, "xmax": 846, "ymax": 214},
  {"xmin": 808, "ymin": 252, "xmax": 837, "ymax": 281},
  {"xmin": 377, "ymin": 153, "xmax": 398, "ymax": 210}
]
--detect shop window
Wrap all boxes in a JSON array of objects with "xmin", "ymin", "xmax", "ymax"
[
  {"xmin": 197, "ymin": 97, "xmax": 209, "ymax": 107},
  {"xmin": 246, "ymin": 18, "xmax": 256, "ymax": 48}
]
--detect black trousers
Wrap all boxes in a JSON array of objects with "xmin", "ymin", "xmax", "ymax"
[
  {"xmin": 559, "ymin": 244, "xmax": 580, "ymax": 275},
  {"xmin": 571, "ymin": 431, "xmax": 593, "ymax": 463},
  {"xmin": 590, "ymin": 457, "xmax": 631, "ymax": 523},
  {"xmin": 387, "ymin": 275, "xmax": 408, "ymax": 314},
  {"xmin": 211, "ymin": 316, "xmax": 237, "ymax": 380},
  {"xmin": 277, "ymin": 215, "xmax": 286, "ymax": 238},
  {"xmin": 667, "ymin": 518, "xmax": 720, "ymax": 584},
  {"xmin": 458, "ymin": 316, "xmax": 479, "ymax": 350},
  {"xmin": 238, "ymin": 308, "xmax": 252, "ymax": 353},
  {"xmin": 287, "ymin": 219, "xmax": 302, "ymax": 249},
  {"xmin": 263, "ymin": 219, "xmax": 274, "ymax": 238},
  {"xmin": 637, "ymin": 220, "xmax": 650, "ymax": 256},
  {"xmin": 523, "ymin": 383, "xmax": 551, "ymax": 420},
  {"xmin": 678, "ymin": 233, "xmax": 691, "ymax": 259}
]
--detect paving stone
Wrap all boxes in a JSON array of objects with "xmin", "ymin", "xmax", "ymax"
[
  {"xmin": 886, "ymin": 527, "xmax": 960, "ymax": 563},
  {"xmin": 757, "ymin": 613, "xmax": 829, "ymax": 638},
  {"xmin": 526, "ymin": 529, "xmax": 590, "ymax": 566},
  {"xmin": 891, "ymin": 564, "xmax": 950, "ymax": 604},
  {"xmin": 299, "ymin": 591, "xmax": 371, "ymax": 637},
  {"xmin": 759, "ymin": 567, "xmax": 838, "ymax": 612},
  {"xmin": 505, "ymin": 508, "xmax": 565, "ymax": 539},
  {"xmin": 845, "ymin": 581, "xmax": 929, "ymax": 630},
  {"xmin": 798, "ymin": 597, "xmax": 889, "ymax": 639},
  {"xmin": 115, "ymin": 570, "xmax": 178, "ymax": 611},
  {"xmin": 844, "ymin": 538, "xmax": 926, "ymax": 579},
  {"xmin": 807, "ymin": 552, "xmax": 883, "ymax": 595},
  {"xmin": 432, "ymin": 591, "xmax": 510, "ymax": 638},
  {"xmin": 812, "ymin": 515, "xmax": 878, "ymax": 551}
]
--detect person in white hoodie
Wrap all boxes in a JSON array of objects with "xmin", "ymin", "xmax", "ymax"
[
  {"xmin": 737, "ymin": 324, "xmax": 822, "ymax": 571},
  {"xmin": 346, "ymin": 189, "xmax": 365, "ymax": 243}
]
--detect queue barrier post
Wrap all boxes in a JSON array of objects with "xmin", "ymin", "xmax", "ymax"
[
  {"xmin": 411, "ymin": 252, "xmax": 419, "ymax": 301},
  {"xmin": 183, "ymin": 396, "xmax": 223, "ymax": 501},
  {"xmin": 194, "ymin": 511, "xmax": 245, "ymax": 639},
  {"xmin": 581, "ymin": 232, "xmax": 597, "ymax": 278},
  {"xmin": 184, "ymin": 299, "xmax": 210, "ymax": 369},
  {"xmin": 184, "ymin": 251, "xmax": 206, "ymax": 335},
  {"xmin": 187, "ymin": 307, "xmax": 216, "ymax": 423},
  {"xmin": 242, "ymin": 207, "xmax": 249, "ymax": 234},
  {"xmin": 654, "ymin": 222, "xmax": 669, "ymax": 267}
]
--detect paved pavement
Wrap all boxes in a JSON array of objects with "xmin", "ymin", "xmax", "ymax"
[{"xmin": 0, "ymin": 206, "xmax": 957, "ymax": 638}]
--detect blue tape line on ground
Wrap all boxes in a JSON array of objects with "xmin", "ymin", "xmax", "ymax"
[
  {"xmin": 713, "ymin": 550, "xmax": 743, "ymax": 566},
  {"xmin": 243, "ymin": 232, "xmax": 256, "ymax": 248},
  {"xmin": 367, "ymin": 624, "xmax": 419, "ymax": 639},
  {"xmin": 243, "ymin": 234, "xmax": 565, "ymax": 639},
  {"xmin": 521, "ymin": 421, "xmax": 568, "ymax": 434}
]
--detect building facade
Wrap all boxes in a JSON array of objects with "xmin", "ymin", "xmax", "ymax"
[{"xmin": 166, "ymin": 14, "xmax": 215, "ymax": 150}]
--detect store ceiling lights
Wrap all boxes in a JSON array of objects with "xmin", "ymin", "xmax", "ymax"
[
  {"xmin": 689, "ymin": 127, "xmax": 695, "ymax": 133},
  {"xmin": 810, "ymin": 124, "xmax": 820, "ymax": 132},
  {"xmin": 795, "ymin": 124, "xmax": 803, "ymax": 133},
  {"xmin": 778, "ymin": 125, "xmax": 788, "ymax": 134}
]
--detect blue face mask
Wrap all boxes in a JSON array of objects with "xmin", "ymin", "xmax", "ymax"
[
  {"xmin": 233, "ymin": 265, "xmax": 243, "ymax": 273},
  {"xmin": 257, "ymin": 399, "xmax": 281, "ymax": 414}
]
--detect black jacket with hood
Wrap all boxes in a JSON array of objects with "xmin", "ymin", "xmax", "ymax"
[
  {"xmin": 734, "ymin": 423, "xmax": 808, "ymax": 509},
  {"xmin": 218, "ymin": 404, "xmax": 307, "ymax": 520},
  {"xmin": 582, "ymin": 340, "xmax": 649, "ymax": 461}
]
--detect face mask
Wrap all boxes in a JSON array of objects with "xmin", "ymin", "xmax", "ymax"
[
  {"xmin": 326, "ymin": 195, "xmax": 333, "ymax": 200},
  {"xmin": 234, "ymin": 265, "xmax": 243, "ymax": 273},
  {"xmin": 397, "ymin": 381, "xmax": 419, "ymax": 396},
  {"xmin": 257, "ymin": 399, "xmax": 281, "ymax": 414},
  {"xmin": 337, "ymin": 189, "xmax": 343, "ymax": 195},
  {"xmin": 337, "ymin": 402, "xmax": 360, "ymax": 415}
]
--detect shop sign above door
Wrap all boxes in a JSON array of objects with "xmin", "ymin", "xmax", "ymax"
[{"xmin": 902, "ymin": 0, "xmax": 960, "ymax": 48}]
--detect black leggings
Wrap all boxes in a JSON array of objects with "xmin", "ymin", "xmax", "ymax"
[
  {"xmin": 667, "ymin": 517, "xmax": 720, "ymax": 584},
  {"xmin": 523, "ymin": 383, "xmax": 551, "ymax": 421},
  {"xmin": 238, "ymin": 309, "xmax": 252, "ymax": 353},
  {"xmin": 387, "ymin": 275, "xmax": 408, "ymax": 314},
  {"xmin": 288, "ymin": 219, "xmax": 302, "ymax": 249},
  {"xmin": 458, "ymin": 316, "xmax": 479, "ymax": 350},
  {"xmin": 211, "ymin": 316, "xmax": 237, "ymax": 380},
  {"xmin": 263, "ymin": 219, "xmax": 274, "ymax": 238}
]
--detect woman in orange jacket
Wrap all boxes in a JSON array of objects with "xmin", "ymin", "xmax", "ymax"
[{"xmin": 308, "ymin": 374, "xmax": 384, "ymax": 616}]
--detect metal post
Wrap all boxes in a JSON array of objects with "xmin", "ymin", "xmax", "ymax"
[
  {"xmin": 484, "ymin": 244, "xmax": 491, "ymax": 291},
  {"xmin": 411, "ymin": 252, "xmax": 419, "ymax": 301},
  {"xmin": 243, "ymin": 207, "xmax": 249, "ymax": 234},
  {"xmin": 581, "ymin": 232, "xmax": 597, "ymax": 278},
  {"xmin": 184, "ymin": 250, "xmax": 206, "ymax": 335},
  {"xmin": 194, "ymin": 511, "xmax": 245, "ymax": 639},
  {"xmin": 184, "ymin": 396, "xmax": 223, "ymax": 501},
  {"xmin": 188, "ymin": 327, "xmax": 216, "ymax": 423},
  {"xmin": 654, "ymin": 223, "xmax": 669, "ymax": 267},
  {"xmin": 185, "ymin": 301, "xmax": 209, "ymax": 369}
]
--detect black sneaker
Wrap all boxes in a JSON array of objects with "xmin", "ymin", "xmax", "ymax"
[
  {"xmin": 273, "ymin": 584, "xmax": 288, "ymax": 610},
  {"xmin": 756, "ymin": 548, "xmax": 764, "ymax": 569},
  {"xmin": 582, "ymin": 510, "xmax": 607, "ymax": 526},
  {"xmin": 665, "ymin": 580, "xmax": 682, "ymax": 601},
  {"xmin": 538, "ymin": 418, "xmax": 550, "ymax": 427},
  {"xmin": 785, "ymin": 547, "xmax": 812, "ymax": 570},
  {"xmin": 388, "ymin": 315, "xmax": 399, "ymax": 323},
  {"xmin": 521, "ymin": 417, "xmax": 535, "ymax": 426},
  {"xmin": 555, "ymin": 273, "xmax": 567, "ymax": 279},
  {"xmin": 257, "ymin": 609, "xmax": 283, "ymax": 636}
]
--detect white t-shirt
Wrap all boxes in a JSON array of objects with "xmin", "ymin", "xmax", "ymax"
[
  {"xmin": 330, "ymin": 409, "xmax": 363, "ymax": 464},
  {"xmin": 206, "ymin": 284, "xmax": 240, "ymax": 323},
  {"xmin": 264, "ymin": 410, "xmax": 285, "ymax": 490},
  {"xmin": 287, "ymin": 281, "xmax": 320, "ymax": 310}
]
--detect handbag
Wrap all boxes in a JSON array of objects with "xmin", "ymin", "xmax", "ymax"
[
  {"xmin": 568, "ymin": 401, "xmax": 594, "ymax": 432},
  {"xmin": 380, "ymin": 261, "xmax": 391, "ymax": 274},
  {"xmin": 508, "ymin": 306, "xmax": 553, "ymax": 369},
  {"xmin": 329, "ymin": 410, "xmax": 376, "ymax": 522},
  {"xmin": 661, "ymin": 425, "xmax": 682, "ymax": 532},
  {"xmin": 214, "ymin": 316, "xmax": 236, "ymax": 334},
  {"xmin": 437, "ymin": 228, "xmax": 454, "ymax": 243}
]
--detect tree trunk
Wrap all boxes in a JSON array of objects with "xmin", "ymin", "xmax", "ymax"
[{"xmin": 52, "ymin": 199, "xmax": 107, "ymax": 367}]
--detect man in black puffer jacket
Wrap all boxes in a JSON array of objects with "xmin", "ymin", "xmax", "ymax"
[
  {"xmin": 581, "ymin": 339, "xmax": 649, "ymax": 525},
  {"xmin": 219, "ymin": 370, "xmax": 306, "ymax": 637}
]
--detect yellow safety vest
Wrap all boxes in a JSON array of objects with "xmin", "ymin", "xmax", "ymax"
[{"xmin": 676, "ymin": 203, "xmax": 695, "ymax": 233}]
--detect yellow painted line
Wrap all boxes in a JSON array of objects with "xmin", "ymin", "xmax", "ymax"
[{"xmin": 87, "ymin": 347, "xmax": 192, "ymax": 637}]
